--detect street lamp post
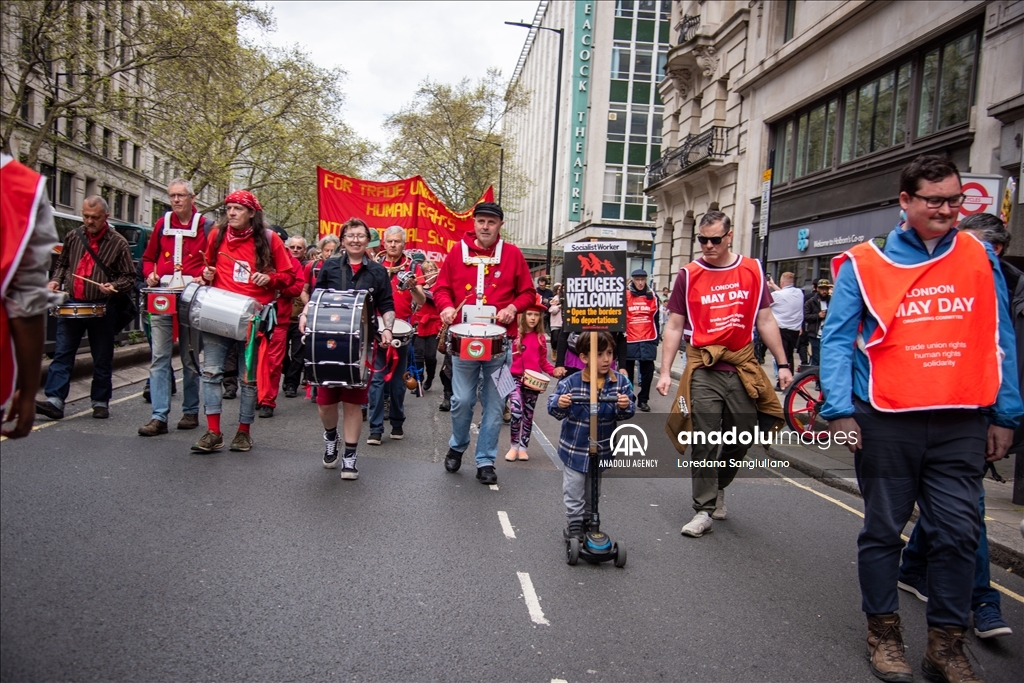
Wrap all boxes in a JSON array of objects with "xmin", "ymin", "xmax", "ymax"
[
  {"xmin": 468, "ymin": 136, "xmax": 504, "ymax": 204},
  {"xmin": 506, "ymin": 21, "xmax": 564, "ymax": 276}
]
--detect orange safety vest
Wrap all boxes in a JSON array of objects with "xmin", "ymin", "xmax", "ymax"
[
  {"xmin": 683, "ymin": 255, "xmax": 763, "ymax": 351},
  {"xmin": 625, "ymin": 288, "xmax": 658, "ymax": 342},
  {"xmin": 832, "ymin": 232, "xmax": 1001, "ymax": 411},
  {"xmin": 0, "ymin": 158, "xmax": 47, "ymax": 407}
]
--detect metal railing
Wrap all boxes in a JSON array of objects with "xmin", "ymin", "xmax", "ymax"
[
  {"xmin": 678, "ymin": 15, "xmax": 700, "ymax": 43},
  {"xmin": 647, "ymin": 126, "xmax": 729, "ymax": 185}
]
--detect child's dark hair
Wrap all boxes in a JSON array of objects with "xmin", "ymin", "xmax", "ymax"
[{"xmin": 575, "ymin": 331, "xmax": 615, "ymax": 358}]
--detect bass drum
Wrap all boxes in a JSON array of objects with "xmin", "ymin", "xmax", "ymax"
[{"xmin": 304, "ymin": 289, "xmax": 371, "ymax": 388}]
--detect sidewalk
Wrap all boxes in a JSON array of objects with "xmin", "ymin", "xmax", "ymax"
[
  {"xmin": 36, "ymin": 342, "xmax": 153, "ymax": 405},
  {"xmin": 662, "ymin": 350, "xmax": 1024, "ymax": 572}
]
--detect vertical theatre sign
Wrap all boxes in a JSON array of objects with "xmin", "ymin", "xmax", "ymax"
[
  {"xmin": 562, "ymin": 241, "xmax": 627, "ymax": 332},
  {"xmin": 568, "ymin": 1, "xmax": 593, "ymax": 222}
]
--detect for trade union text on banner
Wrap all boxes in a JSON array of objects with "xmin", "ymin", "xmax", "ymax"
[
  {"xmin": 562, "ymin": 241, "xmax": 627, "ymax": 333},
  {"xmin": 317, "ymin": 166, "xmax": 493, "ymax": 263}
]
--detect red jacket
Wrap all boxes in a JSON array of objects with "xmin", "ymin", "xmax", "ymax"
[
  {"xmin": 276, "ymin": 253, "xmax": 305, "ymax": 321},
  {"xmin": 511, "ymin": 330, "xmax": 555, "ymax": 377},
  {"xmin": 142, "ymin": 210, "xmax": 209, "ymax": 279},
  {"xmin": 415, "ymin": 295, "xmax": 443, "ymax": 337},
  {"xmin": 204, "ymin": 228, "xmax": 296, "ymax": 305},
  {"xmin": 433, "ymin": 232, "xmax": 536, "ymax": 338}
]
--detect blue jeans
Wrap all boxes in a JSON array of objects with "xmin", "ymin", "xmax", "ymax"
[
  {"xmin": 808, "ymin": 336, "xmax": 820, "ymax": 367},
  {"xmin": 201, "ymin": 332, "xmax": 257, "ymax": 425},
  {"xmin": 43, "ymin": 303, "xmax": 117, "ymax": 408},
  {"xmin": 148, "ymin": 314, "xmax": 200, "ymax": 422},
  {"xmin": 449, "ymin": 347, "xmax": 511, "ymax": 467},
  {"xmin": 900, "ymin": 491, "xmax": 1000, "ymax": 609},
  {"xmin": 369, "ymin": 343, "xmax": 408, "ymax": 433}
]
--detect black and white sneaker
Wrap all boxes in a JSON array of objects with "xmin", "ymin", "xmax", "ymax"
[
  {"xmin": 367, "ymin": 432, "xmax": 382, "ymax": 445},
  {"xmin": 340, "ymin": 456, "xmax": 359, "ymax": 480},
  {"xmin": 390, "ymin": 426, "xmax": 404, "ymax": 440},
  {"xmin": 322, "ymin": 432, "xmax": 339, "ymax": 469}
]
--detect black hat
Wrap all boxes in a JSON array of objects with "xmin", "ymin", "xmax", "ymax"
[
  {"xmin": 816, "ymin": 279, "xmax": 832, "ymax": 287},
  {"xmin": 631, "ymin": 268, "xmax": 648, "ymax": 277},
  {"xmin": 473, "ymin": 202, "xmax": 504, "ymax": 220}
]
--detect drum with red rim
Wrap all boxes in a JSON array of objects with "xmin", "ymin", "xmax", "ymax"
[
  {"xmin": 142, "ymin": 286, "xmax": 183, "ymax": 316},
  {"xmin": 447, "ymin": 323, "xmax": 507, "ymax": 361}
]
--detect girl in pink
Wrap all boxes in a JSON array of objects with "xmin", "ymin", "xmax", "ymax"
[{"xmin": 506, "ymin": 299, "xmax": 561, "ymax": 461}]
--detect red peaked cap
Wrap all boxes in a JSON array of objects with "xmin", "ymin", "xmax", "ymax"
[
  {"xmin": 224, "ymin": 189, "xmax": 262, "ymax": 212},
  {"xmin": 525, "ymin": 294, "xmax": 547, "ymax": 313}
]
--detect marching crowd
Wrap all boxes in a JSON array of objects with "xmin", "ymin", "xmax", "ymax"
[{"xmin": 1, "ymin": 152, "xmax": 1020, "ymax": 683}]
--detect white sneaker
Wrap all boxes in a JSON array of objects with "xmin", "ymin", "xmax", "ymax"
[
  {"xmin": 681, "ymin": 511, "xmax": 713, "ymax": 537},
  {"xmin": 340, "ymin": 456, "xmax": 359, "ymax": 480},
  {"xmin": 711, "ymin": 489, "xmax": 727, "ymax": 520}
]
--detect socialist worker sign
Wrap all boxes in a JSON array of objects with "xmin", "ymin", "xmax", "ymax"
[
  {"xmin": 562, "ymin": 241, "xmax": 627, "ymax": 333},
  {"xmin": 317, "ymin": 167, "xmax": 493, "ymax": 263}
]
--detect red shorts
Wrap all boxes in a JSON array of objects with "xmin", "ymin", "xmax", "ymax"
[{"xmin": 315, "ymin": 383, "xmax": 370, "ymax": 406}]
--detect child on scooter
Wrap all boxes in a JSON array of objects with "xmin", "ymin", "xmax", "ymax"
[{"xmin": 547, "ymin": 331, "xmax": 635, "ymax": 541}]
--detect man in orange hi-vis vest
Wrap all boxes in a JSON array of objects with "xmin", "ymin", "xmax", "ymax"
[
  {"xmin": 0, "ymin": 153, "xmax": 59, "ymax": 438},
  {"xmin": 656, "ymin": 210, "xmax": 792, "ymax": 538},
  {"xmin": 821, "ymin": 155, "xmax": 1023, "ymax": 683}
]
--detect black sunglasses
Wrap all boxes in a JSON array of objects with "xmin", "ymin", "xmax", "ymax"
[{"xmin": 697, "ymin": 232, "xmax": 730, "ymax": 245}]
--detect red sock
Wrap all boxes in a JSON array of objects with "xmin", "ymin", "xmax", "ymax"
[
  {"xmin": 238, "ymin": 423, "xmax": 251, "ymax": 434},
  {"xmin": 207, "ymin": 414, "xmax": 221, "ymax": 434}
]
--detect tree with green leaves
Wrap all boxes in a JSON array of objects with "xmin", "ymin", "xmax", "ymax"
[{"xmin": 378, "ymin": 68, "xmax": 527, "ymax": 213}]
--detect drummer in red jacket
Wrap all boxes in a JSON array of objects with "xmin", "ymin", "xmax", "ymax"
[
  {"xmin": 432, "ymin": 202, "xmax": 536, "ymax": 485},
  {"xmin": 191, "ymin": 190, "xmax": 296, "ymax": 454}
]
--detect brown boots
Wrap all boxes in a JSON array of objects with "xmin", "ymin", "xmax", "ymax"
[
  {"xmin": 866, "ymin": 616, "xmax": 983, "ymax": 683},
  {"xmin": 922, "ymin": 626, "xmax": 982, "ymax": 683},
  {"xmin": 867, "ymin": 613, "xmax": 913, "ymax": 682}
]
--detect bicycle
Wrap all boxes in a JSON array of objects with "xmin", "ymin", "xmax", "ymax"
[{"xmin": 782, "ymin": 365, "xmax": 828, "ymax": 436}]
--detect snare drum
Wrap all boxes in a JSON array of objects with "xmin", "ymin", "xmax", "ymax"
[
  {"xmin": 51, "ymin": 302, "xmax": 106, "ymax": 318},
  {"xmin": 378, "ymin": 317, "xmax": 414, "ymax": 347},
  {"xmin": 447, "ymin": 323, "xmax": 507, "ymax": 361},
  {"xmin": 304, "ymin": 289, "xmax": 371, "ymax": 388},
  {"xmin": 142, "ymin": 286, "xmax": 184, "ymax": 316},
  {"xmin": 178, "ymin": 282, "xmax": 258, "ymax": 340},
  {"xmin": 521, "ymin": 370, "xmax": 551, "ymax": 392}
]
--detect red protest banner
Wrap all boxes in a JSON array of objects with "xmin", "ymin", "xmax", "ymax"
[{"xmin": 317, "ymin": 166, "xmax": 493, "ymax": 262}]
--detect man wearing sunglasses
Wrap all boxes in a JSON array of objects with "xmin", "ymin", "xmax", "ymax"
[
  {"xmin": 820, "ymin": 155, "xmax": 1022, "ymax": 683},
  {"xmin": 657, "ymin": 210, "xmax": 791, "ymax": 539}
]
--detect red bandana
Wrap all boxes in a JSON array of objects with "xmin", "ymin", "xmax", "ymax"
[{"xmin": 224, "ymin": 190, "xmax": 262, "ymax": 212}]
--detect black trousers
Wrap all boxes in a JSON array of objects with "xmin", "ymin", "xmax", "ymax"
[
  {"xmin": 413, "ymin": 335, "xmax": 439, "ymax": 387},
  {"xmin": 621, "ymin": 359, "xmax": 654, "ymax": 403},
  {"xmin": 778, "ymin": 328, "xmax": 800, "ymax": 370},
  {"xmin": 283, "ymin": 322, "xmax": 304, "ymax": 390}
]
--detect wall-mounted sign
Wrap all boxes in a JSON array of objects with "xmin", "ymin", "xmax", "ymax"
[{"xmin": 568, "ymin": 1, "xmax": 593, "ymax": 222}]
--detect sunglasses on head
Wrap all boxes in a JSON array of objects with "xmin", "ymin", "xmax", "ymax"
[{"xmin": 697, "ymin": 232, "xmax": 730, "ymax": 245}]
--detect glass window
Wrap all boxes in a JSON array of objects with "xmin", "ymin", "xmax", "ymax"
[
  {"xmin": 874, "ymin": 71, "xmax": 894, "ymax": 151},
  {"xmin": 604, "ymin": 168, "xmax": 623, "ymax": 203},
  {"xmin": 824, "ymin": 100, "xmax": 837, "ymax": 167},
  {"xmin": 841, "ymin": 90, "xmax": 856, "ymax": 163},
  {"xmin": 58, "ymin": 171, "xmax": 73, "ymax": 206},
  {"xmin": 633, "ymin": 49, "xmax": 653, "ymax": 81},
  {"xmin": 610, "ymin": 80, "xmax": 629, "ymax": 103},
  {"xmin": 651, "ymin": 111, "xmax": 663, "ymax": 144},
  {"xmin": 611, "ymin": 44, "xmax": 631, "ymax": 80},
  {"xmin": 625, "ymin": 167, "xmax": 646, "ymax": 203},
  {"xmin": 776, "ymin": 120, "xmax": 792, "ymax": 185},
  {"xmin": 784, "ymin": 0, "xmax": 797, "ymax": 42},
  {"xmin": 795, "ymin": 112, "xmax": 808, "ymax": 179},
  {"xmin": 128, "ymin": 195, "xmax": 138, "ymax": 222},
  {"xmin": 805, "ymin": 106, "xmax": 824, "ymax": 176},
  {"xmin": 635, "ymin": 19, "xmax": 655, "ymax": 42},
  {"xmin": 630, "ymin": 111, "xmax": 648, "ymax": 142},
  {"xmin": 637, "ymin": 0, "xmax": 656, "ymax": 20},
  {"xmin": 607, "ymin": 106, "xmax": 626, "ymax": 141},
  {"xmin": 603, "ymin": 203, "xmax": 622, "ymax": 219},
  {"xmin": 937, "ymin": 32, "xmax": 975, "ymax": 130},
  {"xmin": 615, "ymin": 0, "xmax": 634, "ymax": 18},
  {"xmin": 606, "ymin": 141, "xmax": 625, "ymax": 164},
  {"xmin": 894, "ymin": 63, "xmax": 911, "ymax": 145},
  {"xmin": 855, "ymin": 81, "xmax": 874, "ymax": 158},
  {"xmin": 918, "ymin": 48, "xmax": 939, "ymax": 137}
]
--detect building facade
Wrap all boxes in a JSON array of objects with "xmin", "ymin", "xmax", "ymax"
[
  {"xmin": 648, "ymin": 0, "xmax": 1024, "ymax": 288},
  {"xmin": 1, "ymin": 2, "xmax": 222, "ymax": 227},
  {"xmin": 503, "ymin": 0, "xmax": 674, "ymax": 282}
]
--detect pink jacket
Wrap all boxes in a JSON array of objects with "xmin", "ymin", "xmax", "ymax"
[{"xmin": 511, "ymin": 331, "xmax": 556, "ymax": 377}]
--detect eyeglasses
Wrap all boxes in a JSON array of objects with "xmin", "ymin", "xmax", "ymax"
[
  {"xmin": 344, "ymin": 233, "xmax": 368, "ymax": 241},
  {"xmin": 911, "ymin": 193, "xmax": 966, "ymax": 209},
  {"xmin": 697, "ymin": 232, "xmax": 730, "ymax": 245},
  {"xmin": 168, "ymin": 193, "xmax": 191, "ymax": 200}
]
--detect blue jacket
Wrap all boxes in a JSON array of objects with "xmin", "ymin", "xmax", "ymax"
[
  {"xmin": 547, "ymin": 370, "xmax": 636, "ymax": 473},
  {"xmin": 820, "ymin": 224, "xmax": 1023, "ymax": 428}
]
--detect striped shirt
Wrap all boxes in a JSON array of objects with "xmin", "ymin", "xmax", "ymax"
[{"xmin": 51, "ymin": 224, "xmax": 135, "ymax": 300}]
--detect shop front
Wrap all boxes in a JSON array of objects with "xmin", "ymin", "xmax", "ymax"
[{"xmin": 765, "ymin": 205, "xmax": 900, "ymax": 287}]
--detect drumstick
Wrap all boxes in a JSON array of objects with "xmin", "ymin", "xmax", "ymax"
[{"xmin": 73, "ymin": 273, "xmax": 117, "ymax": 292}]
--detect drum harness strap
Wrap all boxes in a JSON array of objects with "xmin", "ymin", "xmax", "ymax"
[{"xmin": 462, "ymin": 239, "xmax": 503, "ymax": 312}]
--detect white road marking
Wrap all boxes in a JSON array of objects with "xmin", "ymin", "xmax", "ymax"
[
  {"xmin": 2, "ymin": 391, "xmax": 144, "ymax": 441},
  {"xmin": 497, "ymin": 511, "xmax": 516, "ymax": 539},
  {"xmin": 551, "ymin": 679, "xmax": 569, "ymax": 682},
  {"xmin": 517, "ymin": 571, "xmax": 549, "ymax": 625},
  {"xmin": 769, "ymin": 468, "xmax": 1024, "ymax": 605},
  {"xmin": 489, "ymin": 484, "xmax": 500, "ymax": 491},
  {"xmin": 531, "ymin": 425, "xmax": 563, "ymax": 470}
]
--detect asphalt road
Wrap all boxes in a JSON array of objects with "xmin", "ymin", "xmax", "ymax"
[{"xmin": 2, "ymin": 376, "xmax": 1023, "ymax": 682}]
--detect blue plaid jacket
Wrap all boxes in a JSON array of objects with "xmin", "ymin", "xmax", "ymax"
[{"xmin": 547, "ymin": 371, "xmax": 636, "ymax": 473}]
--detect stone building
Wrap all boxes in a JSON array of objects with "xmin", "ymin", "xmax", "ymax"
[
  {"xmin": 647, "ymin": 0, "xmax": 1024, "ymax": 287},
  {"xmin": 503, "ymin": 0, "xmax": 675, "ymax": 281},
  {"xmin": 1, "ymin": 2, "xmax": 222, "ymax": 226}
]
